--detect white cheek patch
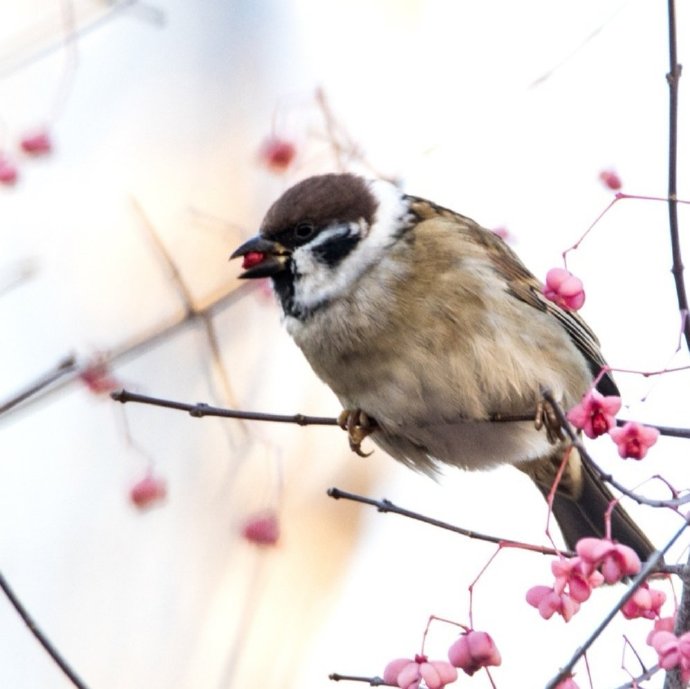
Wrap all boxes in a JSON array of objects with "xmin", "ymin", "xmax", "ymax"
[
  {"xmin": 290, "ymin": 179, "xmax": 411, "ymax": 313},
  {"xmin": 291, "ymin": 222, "xmax": 361, "ymax": 309}
]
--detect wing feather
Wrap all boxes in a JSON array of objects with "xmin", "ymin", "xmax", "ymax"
[{"xmin": 407, "ymin": 196, "xmax": 619, "ymax": 397}]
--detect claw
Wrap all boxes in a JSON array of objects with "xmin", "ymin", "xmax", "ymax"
[
  {"xmin": 338, "ymin": 409, "xmax": 378, "ymax": 457},
  {"xmin": 535, "ymin": 398, "xmax": 564, "ymax": 444}
]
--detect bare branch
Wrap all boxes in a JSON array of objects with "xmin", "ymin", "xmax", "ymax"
[
  {"xmin": 0, "ymin": 570, "xmax": 91, "ymax": 689},
  {"xmin": 664, "ymin": 0, "xmax": 688, "ymax": 352},
  {"xmin": 665, "ymin": 548, "xmax": 690, "ymax": 689},
  {"xmin": 327, "ymin": 487, "xmax": 568, "ymax": 557},
  {"xmin": 0, "ymin": 356, "xmax": 76, "ymax": 416},
  {"xmin": 329, "ymin": 673, "xmax": 390, "ymax": 686},
  {"xmin": 611, "ymin": 664, "xmax": 662, "ymax": 689},
  {"xmin": 111, "ymin": 388, "xmax": 338, "ymax": 427}
]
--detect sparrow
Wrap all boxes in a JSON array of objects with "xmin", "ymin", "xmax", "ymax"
[{"xmin": 231, "ymin": 173, "xmax": 655, "ymax": 560}]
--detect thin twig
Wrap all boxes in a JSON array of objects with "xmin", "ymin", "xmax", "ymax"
[
  {"xmin": 545, "ymin": 516, "xmax": 690, "ymax": 689},
  {"xmin": 0, "ymin": 356, "xmax": 76, "ymax": 415},
  {"xmin": 111, "ymin": 389, "xmax": 338, "ymax": 427},
  {"xmin": 329, "ymin": 673, "xmax": 390, "ymax": 686},
  {"xmin": 327, "ymin": 487, "xmax": 568, "ymax": 557},
  {"xmin": 0, "ymin": 570, "xmax": 91, "ymax": 689},
  {"xmin": 130, "ymin": 197, "xmax": 196, "ymax": 316},
  {"xmin": 611, "ymin": 664, "xmax": 662, "ymax": 689}
]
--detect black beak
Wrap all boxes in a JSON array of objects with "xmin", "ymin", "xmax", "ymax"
[{"xmin": 230, "ymin": 235, "xmax": 290, "ymax": 279}]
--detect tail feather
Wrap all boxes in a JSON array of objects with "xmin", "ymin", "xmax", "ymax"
[{"xmin": 519, "ymin": 448, "xmax": 656, "ymax": 561}]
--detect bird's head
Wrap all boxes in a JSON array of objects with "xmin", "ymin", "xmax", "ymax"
[{"xmin": 230, "ymin": 173, "xmax": 412, "ymax": 320}]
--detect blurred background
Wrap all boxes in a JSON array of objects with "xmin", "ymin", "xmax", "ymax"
[{"xmin": 0, "ymin": 1, "xmax": 689, "ymax": 688}]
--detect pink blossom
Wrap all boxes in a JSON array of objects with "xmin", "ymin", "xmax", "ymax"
[
  {"xmin": 566, "ymin": 389, "xmax": 621, "ymax": 439},
  {"xmin": 647, "ymin": 616, "xmax": 676, "ymax": 646},
  {"xmin": 551, "ymin": 556, "xmax": 604, "ymax": 602},
  {"xmin": 526, "ymin": 585, "xmax": 580, "ymax": 622},
  {"xmin": 649, "ymin": 630, "xmax": 690, "ymax": 683},
  {"xmin": 599, "ymin": 169, "xmax": 622, "ymax": 191},
  {"xmin": 241, "ymin": 510, "xmax": 280, "ymax": 546},
  {"xmin": 130, "ymin": 472, "xmax": 167, "ymax": 510},
  {"xmin": 543, "ymin": 268, "xmax": 586, "ymax": 311},
  {"xmin": 576, "ymin": 538, "xmax": 641, "ymax": 584},
  {"xmin": 383, "ymin": 655, "xmax": 458, "ymax": 689},
  {"xmin": 621, "ymin": 583, "xmax": 666, "ymax": 620},
  {"xmin": 609, "ymin": 422, "xmax": 660, "ymax": 460},
  {"xmin": 447, "ymin": 630, "xmax": 501, "ymax": 676}
]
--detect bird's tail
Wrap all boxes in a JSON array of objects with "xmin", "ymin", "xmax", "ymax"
[{"xmin": 519, "ymin": 446, "xmax": 656, "ymax": 561}]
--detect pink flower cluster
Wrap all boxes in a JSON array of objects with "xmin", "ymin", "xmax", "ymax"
[
  {"xmin": 567, "ymin": 389, "xmax": 659, "ymax": 460},
  {"xmin": 383, "ymin": 655, "xmax": 457, "ymax": 689},
  {"xmin": 622, "ymin": 582, "xmax": 666, "ymax": 620},
  {"xmin": 383, "ymin": 631, "xmax": 501, "ymax": 689},
  {"xmin": 448, "ymin": 631, "xmax": 501, "ymax": 676},
  {"xmin": 648, "ymin": 621, "xmax": 690, "ymax": 684},
  {"xmin": 526, "ymin": 538, "xmax": 641, "ymax": 622},
  {"xmin": 543, "ymin": 268, "xmax": 586, "ymax": 311}
]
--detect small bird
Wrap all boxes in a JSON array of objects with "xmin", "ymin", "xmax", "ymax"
[{"xmin": 231, "ymin": 173, "xmax": 654, "ymax": 560}]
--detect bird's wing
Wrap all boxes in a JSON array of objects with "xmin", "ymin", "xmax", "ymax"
[{"xmin": 407, "ymin": 196, "xmax": 618, "ymax": 397}]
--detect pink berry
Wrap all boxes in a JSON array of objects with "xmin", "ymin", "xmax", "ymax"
[
  {"xmin": 241, "ymin": 510, "xmax": 280, "ymax": 545},
  {"xmin": 0, "ymin": 156, "xmax": 18, "ymax": 185},
  {"xmin": 20, "ymin": 131, "xmax": 52, "ymax": 155},
  {"xmin": 258, "ymin": 136, "xmax": 296, "ymax": 172},
  {"xmin": 599, "ymin": 169, "xmax": 622, "ymax": 191},
  {"xmin": 130, "ymin": 474, "xmax": 167, "ymax": 509}
]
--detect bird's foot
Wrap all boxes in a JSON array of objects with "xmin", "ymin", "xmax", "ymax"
[
  {"xmin": 534, "ymin": 398, "xmax": 564, "ymax": 444},
  {"xmin": 338, "ymin": 409, "xmax": 378, "ymax": 457}
]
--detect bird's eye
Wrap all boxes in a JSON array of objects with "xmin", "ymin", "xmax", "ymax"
[{"xmin": 294, "ymin": 221, "xmax": 316, "ymax": 241}]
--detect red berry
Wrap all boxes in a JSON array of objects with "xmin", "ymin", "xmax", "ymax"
[
  {"xmin": 242, "ymin": 251, "xmax": 266, "ymax": 270},
  {"xmin": 20, "ymin": 131, "xmax": 52, "ymax": 155},
  {"xmin": 258, "ymin": 136, "xmax": 296, "ymax": 172},
  {"xmin": 241, "ymin": 511, "xmax": 279, "ymax": 545},
  {"xmin": 130, "ymin": 474, "xmax": 167, "ymax": 509},
  {"xmin": 598, "ymin": 169, "xmax": 622, "ymax": 191}
]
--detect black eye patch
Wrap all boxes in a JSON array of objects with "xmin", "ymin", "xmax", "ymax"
[{"xmin": 311, "ymin": 233, "xmax": 361, "ymax": 268}]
